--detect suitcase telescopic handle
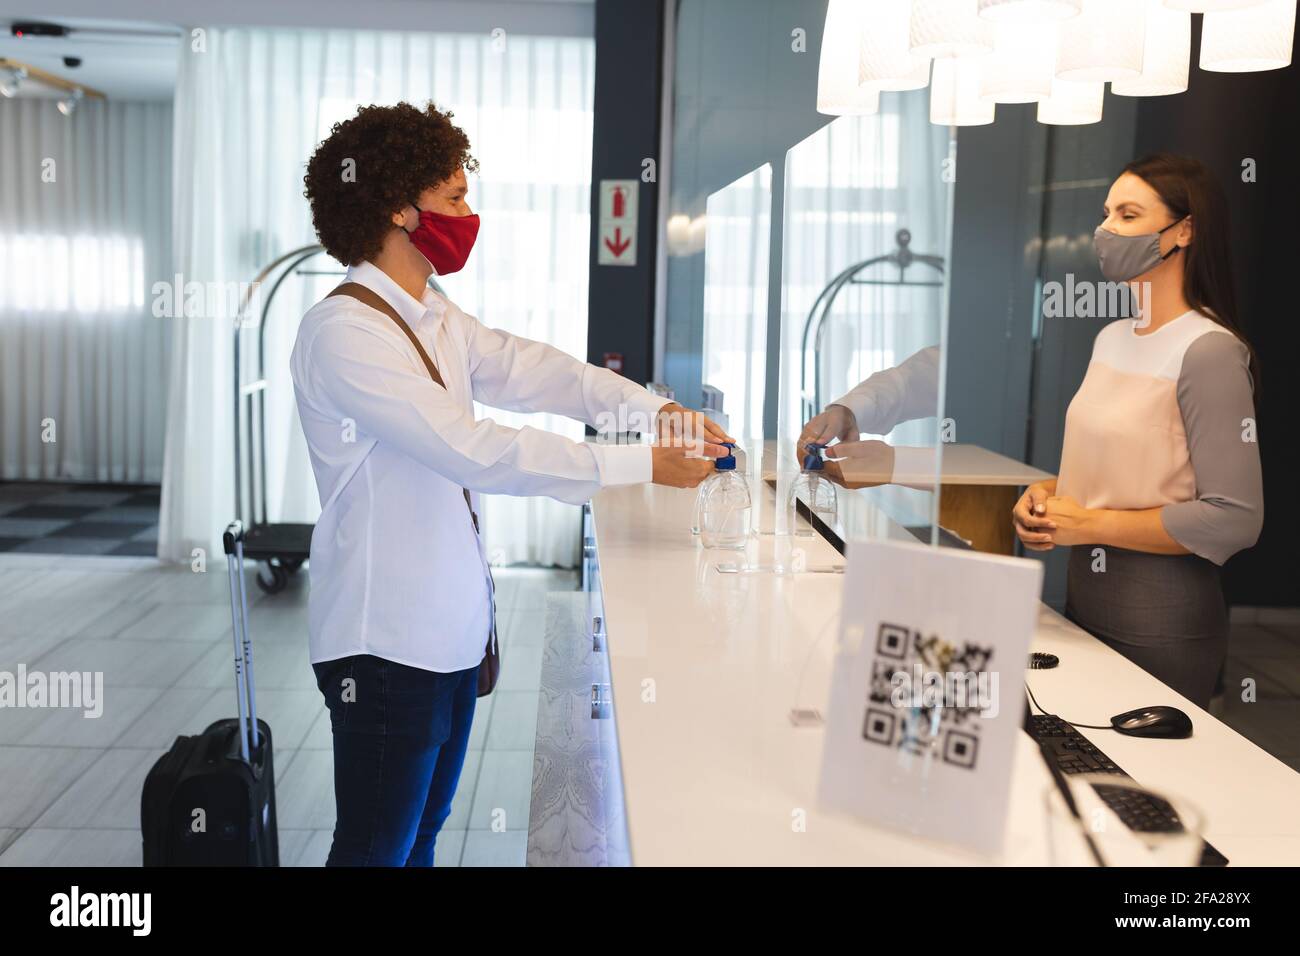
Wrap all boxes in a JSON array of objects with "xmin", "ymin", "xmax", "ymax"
[
  {"xmin": 223, "ymin": 520, "xmax": 261, "ymax": 761},
  {"xmin": 222, "ymin": 520, "xmax": 243, "ymax": 556}
]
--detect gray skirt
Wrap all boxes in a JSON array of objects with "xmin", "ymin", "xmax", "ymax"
[{"xmin": 1065, "ymin": 545, "xmax": 1227, "ymax": 709}]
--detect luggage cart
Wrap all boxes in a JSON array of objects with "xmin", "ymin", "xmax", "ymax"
[
  {"xmin": 798, "ymin": 228, "xmax": 945, "ymax": 423},
  {"xmin": 232, "ymin": 244, "xmax": 333, "ymax": 594}
]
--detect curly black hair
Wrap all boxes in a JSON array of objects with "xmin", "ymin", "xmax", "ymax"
[{"xmin": 303, "ymin": 102, "xmax": 478, "ymax": 266}]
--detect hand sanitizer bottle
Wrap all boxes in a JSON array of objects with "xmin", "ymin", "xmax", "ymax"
[
  {"xmin": 698, "ymin": 443, "xmax": 751, "ymax": 550},
  {"xmin": 788, "ymin": 444, "xmax": 837, "ymax": 532}
]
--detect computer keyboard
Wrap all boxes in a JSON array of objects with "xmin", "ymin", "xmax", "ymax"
[{"xmin": 1026, "ymin": 712, "xmax": 1228, "ymax": 867}]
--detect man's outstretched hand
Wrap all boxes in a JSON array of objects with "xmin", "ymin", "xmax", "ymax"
[
  {"xmin": 650, "ymin": 402, "xmax": 733, "ymax": 489},
  {"xmin": 655, "ymin": 402, "xmax": 733, "ymax": 452},
  {"xmin": 651, "ymin": 443, "xmax": 725, "ymax": 488}
]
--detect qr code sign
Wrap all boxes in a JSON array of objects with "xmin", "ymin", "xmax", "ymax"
[{"xmin": 860, "ymin": 622, "xmax": 993, "ymax": 770}]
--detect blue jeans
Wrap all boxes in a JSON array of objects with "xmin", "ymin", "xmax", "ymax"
[{"xmin": 313, "ymin": 654, "xmax": 478, "ymax": 866}]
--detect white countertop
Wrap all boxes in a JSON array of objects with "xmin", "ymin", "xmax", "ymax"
[
  {"xmin": 930, "ymin": 443, "xmax": 1055, "ymax": 485},
  {"xmin": 755, "ymin": 439, "xmax": 1052, "ymax": 486},
  {"xmin": 591, "ymin": 479, "xmax": 1300, "ymax": 866}
]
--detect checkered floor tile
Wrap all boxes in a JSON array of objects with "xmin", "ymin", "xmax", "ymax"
[{"xmin": 0, "ymin": 482, "xmax": 159, "ymax": 557}]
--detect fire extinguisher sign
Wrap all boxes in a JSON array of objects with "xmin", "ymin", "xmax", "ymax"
[{"xmin": 597, "ymin": 179, "xmax": 637, "ymax": 267}]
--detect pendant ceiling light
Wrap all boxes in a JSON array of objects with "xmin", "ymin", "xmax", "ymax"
[
  {"xmin": 911, "ymin": 0, "xmax": 995, "ymax": 59},
  {"xmin": 1112, "ymin": 0, "xmax": 1191, "ymax": 95},
  {"xmin": 1037, "ymin": 77, "xmax": 1105, "ymax": 124},
  {"xmin": 931, "ymin": 58, "xmax": 997, "ymax": 125},
  {"xmin": 978, "ymin": 0, "xmax": 1081, "ymax": 20},
  {"xmin": 980, "ymin": 20, "xmax": 1059, "ymax": 102},
  {"xmin": 1200, "ymin": 0, "xmax": 1297, "ymax": 72},
  {"xmin": 860, "ymin": 0, "xmax": 933, "ymax": 91},
  {"xmin": 816, "ymin": 0, "xmax": 1296, "ymax": 128},
  {"xmin": 1056, "ymin": 0, "xmax": 1146, "ymax": 81},
  {"xmin": 816, "ymin": 0, "xmax": 882, "ymax": 115}
]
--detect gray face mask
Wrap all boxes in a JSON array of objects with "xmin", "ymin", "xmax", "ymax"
[{"xmin": 1093, "ymin": 218, "xmax": 1184, "ymax": 282}]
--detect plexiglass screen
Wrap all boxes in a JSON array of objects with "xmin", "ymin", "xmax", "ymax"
[
  {"xmin": 701, "ymin": 164, "xmax": 772, "ymax": 443},
  {"xmin": 776, "ymin": 97, "xmax": 954, "ymax": 543}
]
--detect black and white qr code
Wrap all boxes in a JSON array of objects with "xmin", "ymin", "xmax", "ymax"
[{"xmin": 860, "ymin": 622, "xmax": 994, "ymax": 770}]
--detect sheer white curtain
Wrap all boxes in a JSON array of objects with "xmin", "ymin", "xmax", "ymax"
[
  {"xmin": 0, "ymin": 97, "xmax": 172, "ymax": 482},
  {"xmin": 159, "ymin": 28, "xmax": 595, "ymax": 567}
]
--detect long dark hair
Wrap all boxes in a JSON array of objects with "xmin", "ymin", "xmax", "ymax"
[{"xmin": 1121, "ymin": 152, "xmax": 1258, "ymax": 392}]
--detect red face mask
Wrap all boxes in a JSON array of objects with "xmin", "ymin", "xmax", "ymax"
[{"xmin": 406, "ymin": 203, "xmax": 479, "ymax": 275}]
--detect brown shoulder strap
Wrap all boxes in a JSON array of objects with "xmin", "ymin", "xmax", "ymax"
[
  {"xmin": 329, "ymin": 281, "xmax": 448, "ymax": 388},
  {"xmin": 327, "ymin": 281, "xmax": 476, "ymax": 524}
]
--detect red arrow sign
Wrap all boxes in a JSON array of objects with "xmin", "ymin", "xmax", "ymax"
[{"xmin": 603, "ymin": 227, "xmax": 631, "ymax": 258}]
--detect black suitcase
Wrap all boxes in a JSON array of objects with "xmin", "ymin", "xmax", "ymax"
[{"xmin": 141, "ymin": 520, "xmax": 280, "ymax": 866}]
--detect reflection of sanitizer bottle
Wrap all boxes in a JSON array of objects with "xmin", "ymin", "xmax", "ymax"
[
  {"xmin": 697, "ymin": 444, "xmax": 751, "ymax": 549},
  {"xmin": 789, "ymin": 444, "xmax": 837, "ymax": 532}
]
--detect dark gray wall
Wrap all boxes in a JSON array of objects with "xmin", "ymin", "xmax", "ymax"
[
  {"xmin": 586, "ymin": 0, "xmax": 665, "ymax": 390},
  {"xmin": 944, "ymin": 106, "xmax": 1047, "ymax": 458},
  {"xmin": 1131, "ymin": 18, "xmax": 1299, "ymax": 606}
]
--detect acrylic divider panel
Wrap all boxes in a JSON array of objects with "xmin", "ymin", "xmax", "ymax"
[
  {"xmin": 776, "ymin": 96, "xmax": 955, "ymax": 547},
  {"xmin": 701, "ymin": 164, "xmax": 773, "ymax": 445}
]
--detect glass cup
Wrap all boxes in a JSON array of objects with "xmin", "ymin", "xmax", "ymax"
[{"xmin": 1044, "ymin": 773, "xmax": 1206, "ymax": 867}]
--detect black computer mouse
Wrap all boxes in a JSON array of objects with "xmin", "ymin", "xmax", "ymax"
[{"xmin": 1110, "ymin": 705, "xmax": 1193, "ymax": 739}]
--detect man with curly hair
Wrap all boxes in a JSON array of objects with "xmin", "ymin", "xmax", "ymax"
[{"xmin": 291, "ymin": 102, "xmax": 729, "ymax": 866}]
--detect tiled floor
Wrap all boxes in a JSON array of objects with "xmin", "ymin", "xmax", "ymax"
[
  {"xmin": 0, "ymin": 548, "xmax": 1296, "ymax": 866},
  {"xmin": 0, "ymin": 551, "xmax": 572, "ymax": 866},
  {"xmin": 1212, "ymin": 609, "xmax": 1300, "ymax": 774},
  {"xmin": 0, "ymin": 481, "xmax": 160, "ymax": 556}
]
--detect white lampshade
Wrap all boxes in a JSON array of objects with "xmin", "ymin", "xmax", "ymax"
[
  {"xmin": 911, "ymin": 0, "xmax": 994, "ymax": 59},
  {"xmin": 1056, "ymin": 0, "xmax": 1147, "ymax": 81},
  {"xmin": 817, "ymin": 0, "xmax": 882, "ymax": 115},
  {"xmin": 931, "ymin": 58, "xmax": 997, "ymax": 125},
  {"xmin": 978, "ymin": 0, "xmax": 1081, "ymax": 20},
  {"xmin": 980, "ymin": 20, "xmax": 1059, "ymax": 102},
  {"xmin": 1037, "ymin": 77, "xmax": 1105, "ymax": 123},
  {"xmin": 1164, "ymin": 1, "xmax": 1269, "ymax": 11},
  {"xmin": 860, "ymin": 0, "xmax": 933, "ymax": 91},
  {"xmin": 1112, "ymin": 1, "xmax": 1190, "ymax": 95},
  {"xmin": 1200, "ymin": 0, "xmax": 1296, "ymax": 72}
]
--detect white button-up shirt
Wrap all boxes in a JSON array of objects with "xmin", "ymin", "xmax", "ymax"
[{"xmin": 290, "ymin": 260, "xmax": 669, "ymax": 673}]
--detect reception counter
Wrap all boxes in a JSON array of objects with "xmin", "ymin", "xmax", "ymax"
[{"xmin": 527, "ymin": 478, "xmax": 1300, "ymax": 866}]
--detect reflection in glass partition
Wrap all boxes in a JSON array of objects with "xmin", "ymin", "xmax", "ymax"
[
  {"xmin": 778, "ymin": 98, "xmax": 953, "ymax": 543},
  {"xmin": 701, "ymin": 164, "xmax": 772, "ymax": 443}
]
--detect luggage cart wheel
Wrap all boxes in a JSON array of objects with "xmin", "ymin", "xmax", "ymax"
[{"xmin": 257, "ymin": 560, "xmax": 290, "ymax": 595}]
